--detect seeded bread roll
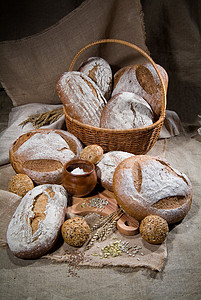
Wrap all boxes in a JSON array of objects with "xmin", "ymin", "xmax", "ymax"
[
  {"xmin": 113, "ymin": 155, "xmax": 192, "ymax": 224},
  {"xmin": 9, "ymin": 129, "xmax": 83, "ymax": 185},
  {"xmin": 7, "ymin": 184, "xmax": 68, "ymax": 259},
  {"xmin": 112, "ymin": 63, "xmax": 168, "ymax": 116},
  {"xmin": 9, "ymin": 174, "xmax": 34, "ymax": 197},
  {"xmin": 61, "ymin": 217, "xmax": 91, "ymax": 247},
  {"xmin": 96, "ymin": 151, "xmax": 134, "ymax": 191},
  {"xmin": 78, "ymin": 57, "xmax": 112, "ymax": 100},
  {"xmin": 56, "ymin": 71, "xmax": 107, "ymax": 127},
  {"xmin": 100, "ymin": 92, "xmax": 154, "ymax": 129},
  {"xmin": 139, "ymin": 215, "xmax": 169, "ymax": 244}
]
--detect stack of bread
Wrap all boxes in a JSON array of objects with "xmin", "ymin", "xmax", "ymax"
[{"xmin": 56, "ymin": 57, "xmax": 168, "ymax": 130}]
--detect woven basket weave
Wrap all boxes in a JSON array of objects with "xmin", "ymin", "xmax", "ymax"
[{"xmin": 63, "ymin": 39, "xmax": 166, "ymax": 154}]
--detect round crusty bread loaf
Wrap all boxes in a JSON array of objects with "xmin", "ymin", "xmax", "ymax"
[
  {"xmin": 56, "ymin": 71, "xmax": 107, "ymax": 127},
  {"xmin": 96, "ymin": 151, "xmax": 134, "ymax": 191},
  {"xmin": 112, "ymin": 63, "xmax": 168, "ymax": 117},
  {"xmin": 113, "ymin": 155, "xmax": 192, "ymax": 224},
  {"xmin": 78, "ymin": 57, "xmax": 112, "ymax": 100},
  {"xmin": 100, "ymin": 92, "xmax": 154, "ymax": 129},
  {"xmin": 7, "ymin": 184, "xmax": 68, "ymax": 259},
  {"xmin": 9, "ymin": 129, "xmax": 83, "ymax": 185}
]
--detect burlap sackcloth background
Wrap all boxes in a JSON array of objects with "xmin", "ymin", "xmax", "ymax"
[{"xmin": 0, "ymin": 0, "xmax": 148, "ymax": 107}]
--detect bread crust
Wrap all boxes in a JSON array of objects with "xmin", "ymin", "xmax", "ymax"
[
  {"xmin": 78, "ymin": 57, "xmax": 112, "ymax": 100},
  {"xmin": 80, "ymin": 144, "xmax": 104, "ymax": 164},
  {"xmin": 96, "ymin": 151, "xmax": 134, "ymax": 191},
  {"xmin": 113, "ymin": 155, "xmax": 192, "ymax": 224},
  {"xmin": 112, "ymin": 63, "xmax": 168, "ymax": 117},
  {"xmin": 9, "ymin": 129, "xmax": 83, "ymax": 184},
  {"xmin": 56, "ymin": 71, "xmax": 107, "ymax": 127},
  {"xmin": 100, "ymin": 92, "xmax": 154, "ymax": 129},
  {"xmin": 7, "ymin": 184, "xmax": 68, "ymax": 259}
]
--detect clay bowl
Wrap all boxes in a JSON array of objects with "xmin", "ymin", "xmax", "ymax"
[{"xmin": 62, "ymin": 159, "xmax": 97, "ymax": 197}]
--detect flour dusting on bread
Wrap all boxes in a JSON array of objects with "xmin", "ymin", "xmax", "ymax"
[
  {"xmin": 57, "ymin": 71, "xmax": 107, "ymax": 127},
  {"xmin": 7, "ymin": 184, "xmax": 68, "ymax": 259},
  {"xmin": 100, "ymin": 92, "xmax": 154, "ymax": 129},
  {"xmin": 79, "ymin": 57, "xmax": 112, "ymax": 100},
  {"xmin": 96, "ymin": 151, "xmax": 134, "ymax": 191},
  {"xmin": 16, "ymin": 132, "xmax": 75, "ymax": 164}
]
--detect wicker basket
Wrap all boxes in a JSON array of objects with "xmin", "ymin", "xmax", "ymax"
[{"xmin": 63, "ymin": 39, "xmax": 166, "ymax": 154}]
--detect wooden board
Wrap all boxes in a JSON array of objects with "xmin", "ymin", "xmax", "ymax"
[{"xmin": 66, "ymin": 190, "xmax": 139, "ymax": 236}]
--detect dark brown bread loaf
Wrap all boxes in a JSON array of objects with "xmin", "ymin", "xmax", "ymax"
[
  {"xmin": 7, "ymin": 184, "xmax": 68, "ymax": 259},
  {"xmin": 113, "ymin": 155, "xmax": 192, "ymax": 224}
]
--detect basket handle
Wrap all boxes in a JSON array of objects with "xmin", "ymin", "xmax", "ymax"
[{"xmin": 69, "ymin": 39, "xmax": 166, "ymax": 113}]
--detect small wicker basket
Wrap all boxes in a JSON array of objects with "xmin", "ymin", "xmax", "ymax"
[{"xmin": 63, "ymin": 39, "xmax": 166, "ymax": 154}]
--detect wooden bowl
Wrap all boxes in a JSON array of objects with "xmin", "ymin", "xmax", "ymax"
[{"xmin": 62, "ymin": 159, "xmax": 97, "ymax": 197}]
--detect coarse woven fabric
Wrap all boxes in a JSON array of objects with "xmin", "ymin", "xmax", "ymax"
[
  {"xmin": 0, "ymin": 0, "xmax": 148, "ymax": 106},
  {"xmin": 141, "ymin": 0, "xmax": 201, "ymax": 124},
  {"xmin": 0, "ymin": 133, "xmax": 201, "ymax": 299},
  {"xmin": 0, "ymin": 188, "xmax": 167, "ymax": 272}
]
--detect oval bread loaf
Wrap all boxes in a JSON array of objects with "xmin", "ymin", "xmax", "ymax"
[
  {"xmin": 7, "ymin": 184, "xmax": 68, "ymax": 259},
  {"xmin": 56, "ymin": 71, "xmax": 107, "ymax": 127},
  {"xmin": 112, "ymin": 63, "xmax": 168, "ymax": 116},
  {"xmin": 96, "ymin": 151, "xmax": 134, "ymax": 191},
  {"xmin": 100, "ymin": 92, "xmax": 154, "ymax": 129},
  {"xmin": 78, "ymin": 57, "xmax": 112, "ymax": 100},
  {"xmin": 113, "ymin": 155, "xmax": 192, "ymax": 224},
  {"xmin": 9, "ymin": 129, "xmax": 83, "ymax": 185},
  {"xmin": 80, "ymin": 144, "xmax": 104, "ymax": 164}
]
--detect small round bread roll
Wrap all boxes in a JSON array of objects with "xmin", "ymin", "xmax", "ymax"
[
  {"xmin": 139, "ymin": 215, "xmax": 169, "ymax": 244},
  {"xmin": 80, "ymin": 144, "xmax": 104, "ymax": 164},
  {"xmin": 9, "ymin": 173, "xmax": 34, "ymax": 197},
  {"xmin": 61, "ymin": 217, "xmax": 91, "ymax": 247},
  {"xmin": 100, "ymin": 92, "xmax": 154, "ymax": 129}
]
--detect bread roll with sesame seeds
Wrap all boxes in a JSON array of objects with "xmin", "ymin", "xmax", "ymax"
[
  {"xmin": 9, "ymin": 173, "xmax": 34, "ymax": 197},
  {"xmin": 61, "ymin": 216, "xmax": 91, "ymax": 247},
  {"xmin": 113, "ymin": 155, "xmax": 192, "ymax": 224},
  {"xmin": 139, "ymin": 215, "xmax": 169, "ymax": 244}
]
